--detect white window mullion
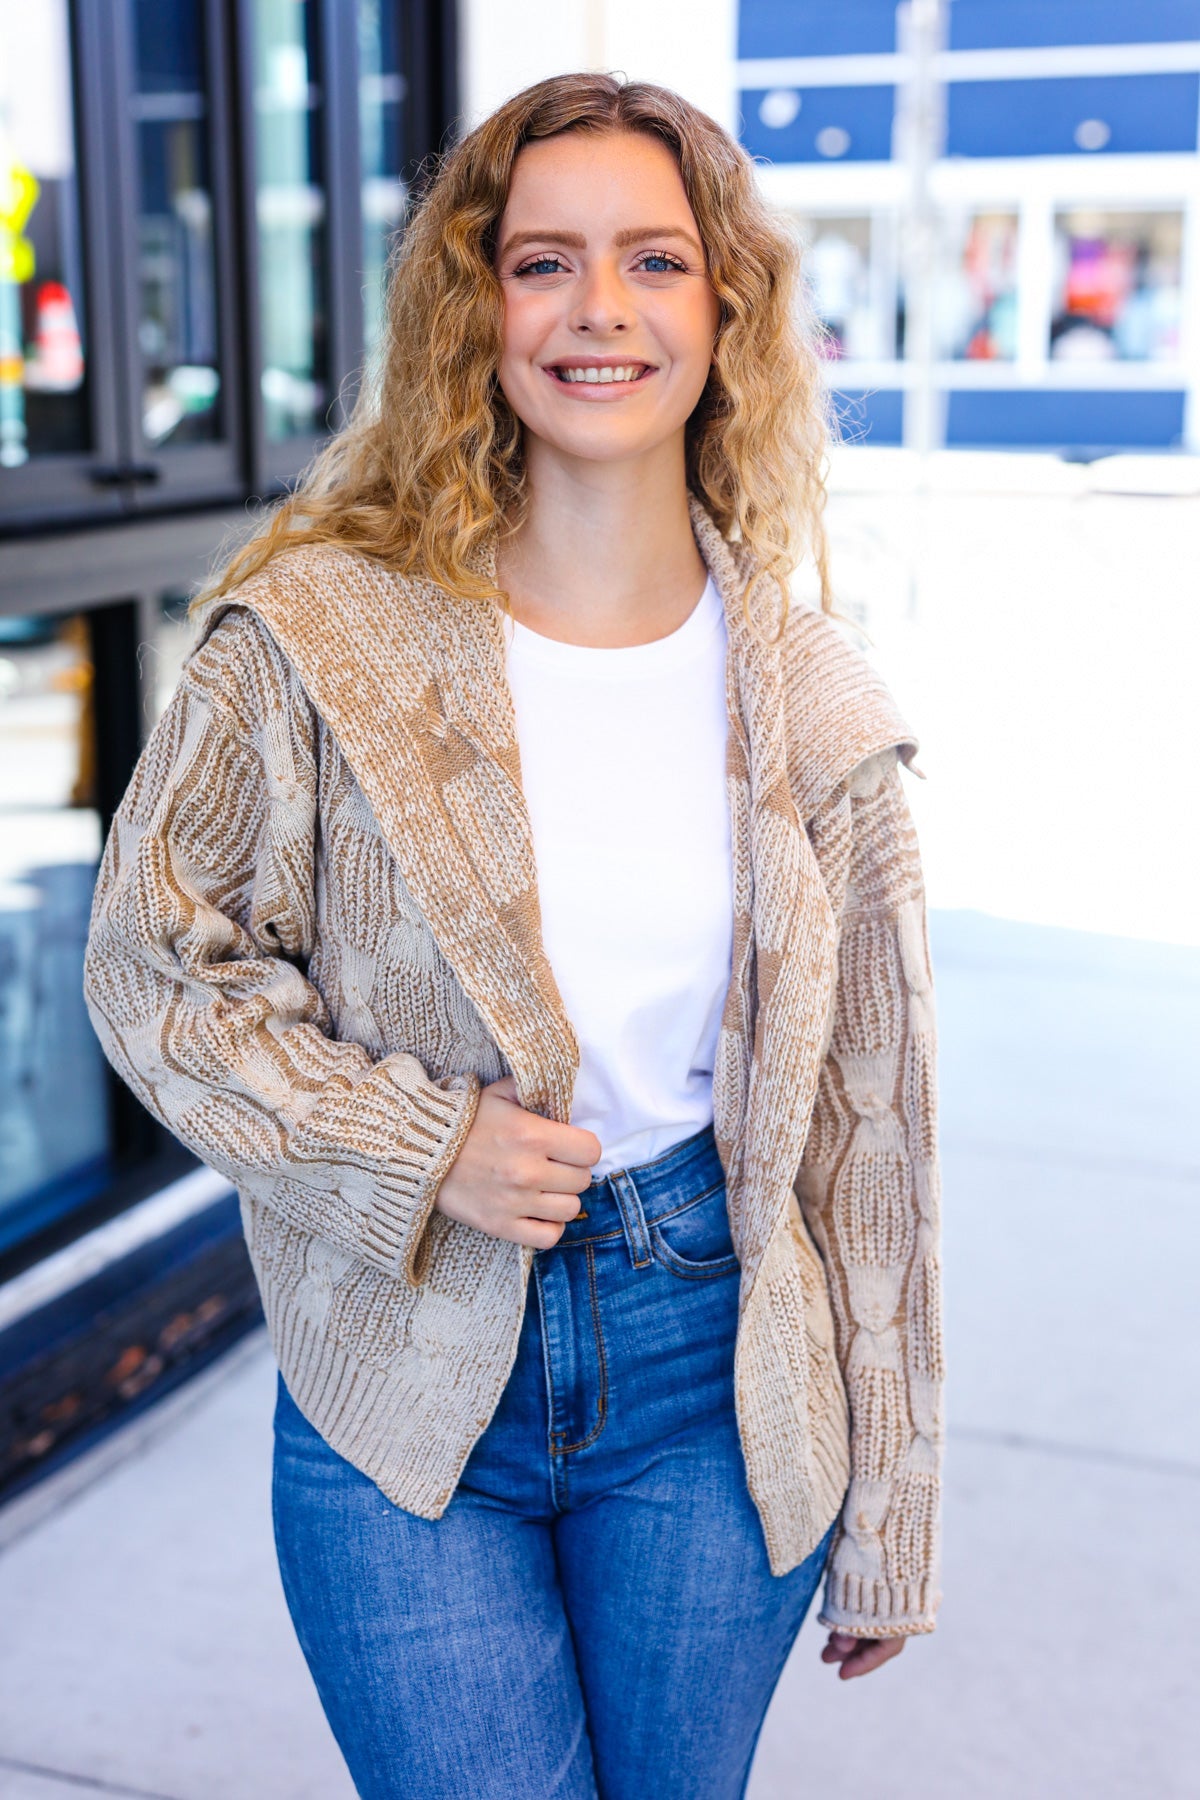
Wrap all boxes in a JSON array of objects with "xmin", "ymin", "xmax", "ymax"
[{"xmin": 1016, "ymin": 190, "xmax": 1055, "ymax": 379}]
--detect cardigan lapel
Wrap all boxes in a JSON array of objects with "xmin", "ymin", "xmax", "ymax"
[
  {"xmin": 194, "ymin": 493, "xmax": 914, "ymax": 1217},
  {"xmin": 685, "ymin": 502, "xmax": 842, "ymax": 1265},
  {"xmin": 194, "ymin": 550, "xmax": 580, "ymax": 1124},
  {"xmin": 434, "ymin": 492, "xmax": 811, "ymax": 1178}
]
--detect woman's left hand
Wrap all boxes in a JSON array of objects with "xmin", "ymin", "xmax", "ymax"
[{"xmin": 820, "ymin": 1631, "xmax": 907, "ymax": 1679}]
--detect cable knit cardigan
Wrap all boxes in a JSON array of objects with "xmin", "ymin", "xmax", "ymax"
[{"xmin": 82, "ymin": 492, "xmax": 945, "ymax": 1638}]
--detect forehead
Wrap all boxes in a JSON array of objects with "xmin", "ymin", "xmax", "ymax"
[{"xmin": 500, "ymin": 131, "xmax": 697, "ymax": 230}]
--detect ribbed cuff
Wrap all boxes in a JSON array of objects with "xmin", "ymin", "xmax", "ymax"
[
  {"xmin": 325, "ymin": 1064, "xmax": 481, "ymax": 1282},
  {"xmin": 817, "ymin": 1570, "xmax": 940, "ymax": 1638},
  {"xmin": 400, "ymin": 1073, "xmax": 482, "ymax": 1288}
]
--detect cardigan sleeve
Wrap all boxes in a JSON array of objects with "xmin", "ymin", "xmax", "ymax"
[
  {"xmin": 796, "ymin": 747, "xmax": 945, "ymax": 1637},
  {"xmin": 82, "ymin": 615, "xmax": 480, "ymax": 1290}
]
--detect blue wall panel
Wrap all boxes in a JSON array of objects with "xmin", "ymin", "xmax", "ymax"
[
  {"xmin": 949, "ymin": 1, "xmax": 1200, "ymax": 51},
  {"xmin": 740, "ymin": 86, "xmax": 895, "ymax": 161},
  {"xmin": 946, "ymin": 72, "xmax": 1200, "ymax": 156},
  {"xmin": 829, "ymin": 388, "xmax": 905, "ymax": 446},
  {"xmin": 738, "ymin": 1, "xmax": 898, "ymax": 60},
  {"xmin": 945, "ymin": 388, "xmax": 1187, "ymax": 448}
]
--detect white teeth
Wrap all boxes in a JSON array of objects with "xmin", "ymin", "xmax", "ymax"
[{"xmin": 555, "ymin": 364, "xmax": 644, "ymax": 384}]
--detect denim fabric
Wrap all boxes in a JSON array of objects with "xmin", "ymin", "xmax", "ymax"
[{"xmin": 271, "ymin": 1124, "xmax": 841, "ymax": 1800}]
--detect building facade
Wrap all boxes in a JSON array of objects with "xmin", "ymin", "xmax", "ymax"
[
  {"xmin": 738, "ymin": 0, "xmax": 1200, "ymax": 451},
  {"xmin": 0, "ymin": 0, "xmax": 455, "ymax": 1507}
]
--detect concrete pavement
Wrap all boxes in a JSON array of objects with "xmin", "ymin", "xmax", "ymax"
[
  {"xmin": 0, "ymin": 906, "xmax": 1196, "ymax": 1800},
  {"xmin": 4, "ymin": 457, "xmax": 1198, "ymax": 1797}
]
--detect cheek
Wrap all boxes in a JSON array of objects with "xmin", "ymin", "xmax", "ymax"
[
  {"xmin": 501, "ymin": 290, "xmax": 554, "ymax": 371},
  {"xmin": 654, "ymin": 293, "xmax": 718, "ymax": 372}
]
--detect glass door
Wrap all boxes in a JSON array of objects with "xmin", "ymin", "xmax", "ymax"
[
  {"xmin": 105, "ymin": 0, "xmax": 243, "ymax": 506},
  {"xmin": 250, "ymin": 0, "xmax": 332, "ymax": 470},
  {"xmin": 0, "ymin": 0, "xmax": 124, "ymax": 521},
  {"xmin": 0, "ymin": 0, "xmax": 243, "ymax": 525},
  {"xmin": 0, "ymin": 605, "xmax": 112, "ymax": 1253},
  {"xmin": 358, "ymin": 0, "xmax": 407, "ymax": 378}
]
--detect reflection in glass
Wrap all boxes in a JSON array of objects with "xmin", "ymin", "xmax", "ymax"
[
  {"xmin": 145, "ymin": 590, "xmax": 196, "ymax": 727},
  {"xmin": 937, "ymin": 212, "xmax": 1018, "ymax": 361},
  {"xmin": 1051, "ymin": 210, "xmax": 1182, "ymax": 363},
  {"xmin": 253, "ymin": 0, "xmax": 328, "ymax": 441},
  {"xmin": 790, "ymin": 213, "xmax": 896, "ymax": 361},
  {"xmin": 358, "ymin": 0, "xmax": 407, "ymax": 373},
  {"xmin": 132, "ymin": 0, "xmax": 221, "ymax": 447},
  {"xmin": 0, "ymin": 0, "xmax": 89, "ymax": 466},
  {"xmin": 0, "ymin": 612, "xmax": 110, "ymax": 1253}
]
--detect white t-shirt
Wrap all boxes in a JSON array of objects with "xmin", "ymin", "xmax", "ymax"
[{"xmin": 503, "ymin": 575, "xmax": 734, "ymax": 1176}]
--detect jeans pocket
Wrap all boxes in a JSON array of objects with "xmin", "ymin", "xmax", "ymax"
[{"xmin": 649, "ymin": 1181, "xmax": 740, "ymax": 1281}]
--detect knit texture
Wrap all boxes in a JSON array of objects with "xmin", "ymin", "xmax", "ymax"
[{"xmin": 82, "ymin": 492, "xmax": 944, "ymax": 1637}]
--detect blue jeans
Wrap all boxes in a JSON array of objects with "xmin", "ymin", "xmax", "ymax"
[{"xmin": 271, "ymin": 1124, "xmax": 840, "ymax": 1800}]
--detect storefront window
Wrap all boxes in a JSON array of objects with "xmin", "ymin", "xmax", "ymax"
[
  {"xmin": 253, "ymin": 0, "xmax": 328, "ymax": 441},
  {"xmin": 936, "ymin": 211, "xmax": 1019, "ymax": 361},
  {"xmin": 1050, "ymin": 209, "xmax": 1182, "ymax": 363},
  {"xmin": 358, "ymin": 0, "xmax": 407, "ymax": 373},
  {"xmin": 789, "ymin": 212, "xmax": 897, "ymax": 361},
  {"xmin": 131, "ymin": 0, "xmax": 221, "ymax": 448},
  {"xmin": 0, "ymin": 0, "xmax": 89, "ymax": 467},
  {"xmin": 144, "ymin": 588, "xmax": 195, "ymax": 726},
  {"xmin": 0, "ymin": 609, "xmax": 110, "ymax": 1254}
]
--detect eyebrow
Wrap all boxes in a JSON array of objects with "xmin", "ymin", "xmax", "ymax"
[{"xmin": 499, "ymin": 225, "xmax": 704, "ymax": 258}]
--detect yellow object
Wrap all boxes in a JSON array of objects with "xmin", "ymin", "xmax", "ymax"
[{"xmin": 0, "ymin": 163, "xmax": 40, "ymax": 285}]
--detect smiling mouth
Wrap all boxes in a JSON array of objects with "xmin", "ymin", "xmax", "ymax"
[{"xmin": 545, "ymin": 362, "xmax": 656, "ymax": 385}]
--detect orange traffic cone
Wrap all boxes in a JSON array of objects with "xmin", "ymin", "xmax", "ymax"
[{"xmin": 24, "ymin": 280, "xmax": 84, "ymax": 391}]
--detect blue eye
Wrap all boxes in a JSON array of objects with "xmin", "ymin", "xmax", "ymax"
[{"xmin": 512, "ymin": 249, "xmax": 689, "ymax": 278}]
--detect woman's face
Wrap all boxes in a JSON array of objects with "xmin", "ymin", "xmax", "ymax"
[{"xmin": 494, "ymin": 130, "xmax": 721, "ymax": 470}]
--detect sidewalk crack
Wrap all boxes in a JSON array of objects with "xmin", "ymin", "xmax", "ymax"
[{"xmin": 0, "ymin": 1754, "xmax": 183, "ymax": 1800}]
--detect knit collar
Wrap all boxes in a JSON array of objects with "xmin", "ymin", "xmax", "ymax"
[{"xmin": 193, "ymin": 491, "xmax": 916, "ymax": 1161}]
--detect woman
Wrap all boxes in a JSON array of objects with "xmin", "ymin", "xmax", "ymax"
[{"xmin": 84, "ymin": 72, "xmax": 944, "ymax": 1800}]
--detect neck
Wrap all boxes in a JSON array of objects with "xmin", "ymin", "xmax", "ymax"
[{"xmin": 494, "ymin": 435, "xmax": 710, "ymax": 648}]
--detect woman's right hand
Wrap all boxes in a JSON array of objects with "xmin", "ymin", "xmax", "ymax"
[{"xmin": 433, "ymin": 1075, "xmax": 601, "ymax": 1249}]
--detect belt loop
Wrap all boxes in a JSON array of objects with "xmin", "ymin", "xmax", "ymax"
[{"xmin": 608, "ymin": 1169, "xmax": 653, "ymax": 1269}]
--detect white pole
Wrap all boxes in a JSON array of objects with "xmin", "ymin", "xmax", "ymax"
[{"xmin": 895, "ymin": 0, "xmax": 948, "ymax": 457}]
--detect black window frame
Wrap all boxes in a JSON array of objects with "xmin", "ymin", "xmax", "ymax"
[
  {"xmin": 0, "ymin": 0, "xmax": 458, "ymax": 1280},
  {"xmin": 100, "ymin": 0, "xmax": 247, "ymax": 511},
  {"xmin": 0, "ymin": 0, "xmax": 458, "ymax": 533}
]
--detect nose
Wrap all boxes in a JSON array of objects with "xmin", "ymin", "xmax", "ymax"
[{"xmin": 569, "ymin": 260, "xmax": 632, "ymax": 335}]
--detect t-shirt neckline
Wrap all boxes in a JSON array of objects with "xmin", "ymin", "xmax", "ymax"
[{"xmin": 503, "ymin": 574, "xmax": 725, "ymax": 678}]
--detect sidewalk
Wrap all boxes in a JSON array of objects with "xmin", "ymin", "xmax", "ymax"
[{"xmin": 1, "ymin": 909, "xmax": 1196, "ymax": 1799}]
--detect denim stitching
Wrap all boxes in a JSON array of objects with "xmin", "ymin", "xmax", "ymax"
[
  {"xmin": 609, "ymin": 1169, "xmax": 653, "ymax": 1267},
  {"xmin": 554, "ymin": 1243, "xmax": 609, "ymax": 1456},
  {"xmin": 556, "ymin": 1174, "xmax": 728, "ymax": 1254},
  {"xmin": 534, "ymin": 1256, "xmax": 568, "ymax": 1506},
  {"xmin": 601, "ymin": 1121, "xmax": 717, "ymax": 1185},
  {"xmin": 649, "ymin": 1225, "xmax": 741, "ymax": 1282}
]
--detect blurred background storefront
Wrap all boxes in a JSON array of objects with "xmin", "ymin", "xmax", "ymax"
[
  {"xmin": 0, "ymin": 0, "xmax": 455, "ymax": 1505},
  {"xmin": 2, "ymin": 0, "xmax": 1198, "ymax": 1542},
  {"xmin": 739, "ymin": 0, "xmax": 1200, "ymax": 453},
  {"xmin": 1, "ymin": 6, "xmax": 1197, "ymax": 1795}
]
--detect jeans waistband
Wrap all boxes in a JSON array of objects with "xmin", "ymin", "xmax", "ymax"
[{"xmin": 547, "ymin": 1123, "xmax": 726, "ymax": 1265}]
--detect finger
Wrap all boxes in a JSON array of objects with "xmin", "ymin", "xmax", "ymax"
[
  {"xmin": 837, "ymin": 1639, "xmax": 904, "ymax": 1680},
  {"xmin": 540, "ymin": 1120, "xmax": 603, "ymax": 1168},
  {"xmin": 487, "ymin": 1074, "xmax": 521, "ymax": 1101},
  {"xmin": 510, "ymin": 1217, "xmax": 566, "ymax": 1251},
  {"xmin": 533, "ymin": 1161, "xmax": 594, "ymax": 1197},
  {"xmin": 523, "ymin": 1191, "xmax": 586, "ymax": 1223}
]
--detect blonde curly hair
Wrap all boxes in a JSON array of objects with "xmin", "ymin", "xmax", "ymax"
[{"xmin": 193, "ymin": 71, "xmax": 841, "ymax": 632}]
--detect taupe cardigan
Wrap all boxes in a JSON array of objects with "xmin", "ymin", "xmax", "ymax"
[{"xmin": 83, "ymin": 492, "xmax": 944, "ymax": 1638}]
